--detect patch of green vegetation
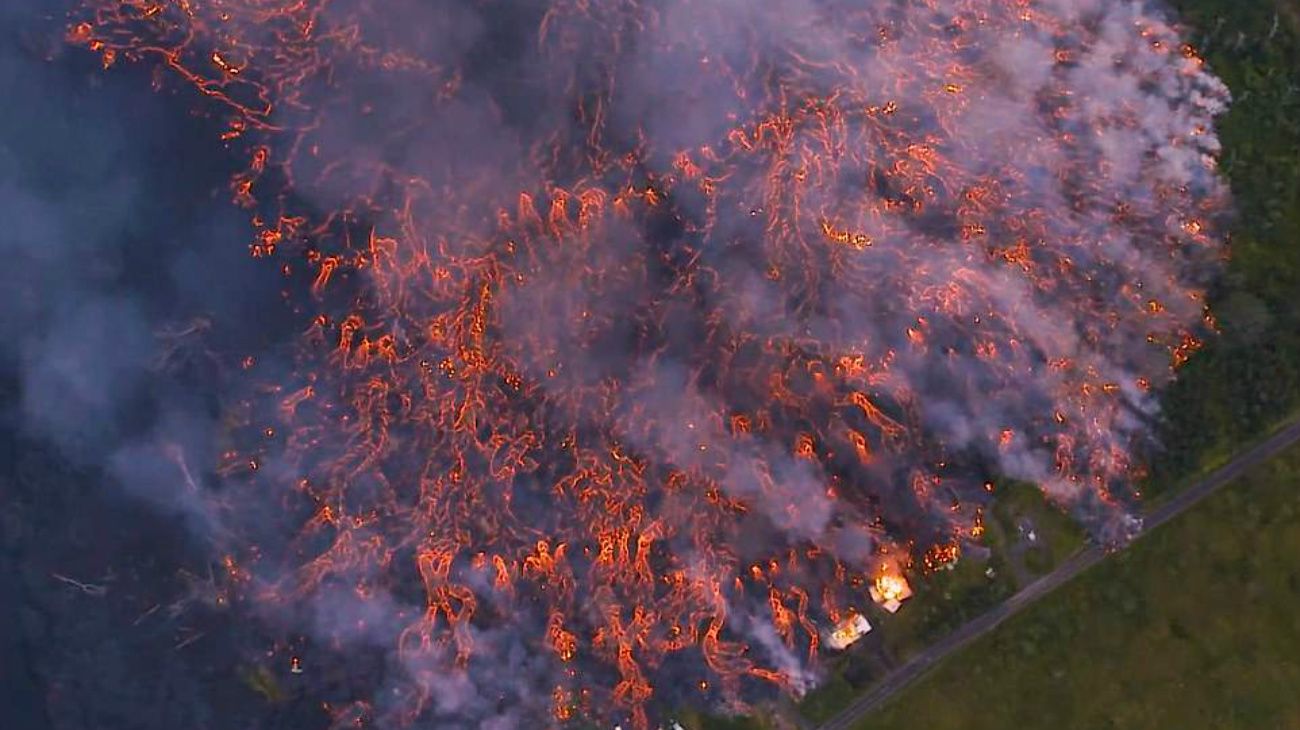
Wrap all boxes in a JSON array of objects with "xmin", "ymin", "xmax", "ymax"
[
  {"xmin": 798, "ymin": 633, "xmax": 899, "ymax": 723},
  {"xmin": 882, "ymin": 556, "xmax": 1015, "ymax": 657},
  {"xmin": 989, "ymin": 481, "xmax": 1087, "ymax": 579},
  {"xmin": 238, "ymin": 664, "xmax": 285, "ymax": 704},
  {"xmin": 800, "ymin": 673, "xmax": 857, "ymax": 724},
  {"xmin": 853, "ymin": 442, "xmax": 1300, "ymax": 730},
  {"xmin": 1149, "ymin": 0, "xmax": 1300, "ymax": 495},
  {"xmin": 676, "ymin": 707, "xmax": 773, "ymax": 730}
]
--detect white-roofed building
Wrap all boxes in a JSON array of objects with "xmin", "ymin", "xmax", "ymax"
[{"xmin": 825, "ymin": 612, "xmax": 873, "ymax": 650}]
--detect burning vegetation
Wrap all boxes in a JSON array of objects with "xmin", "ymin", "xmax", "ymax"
[{"xmin": 68, "ymin": 0, "xmax": 1228, "ymax": 727}]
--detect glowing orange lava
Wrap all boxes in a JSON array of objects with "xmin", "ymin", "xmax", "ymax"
[{"xmin": 69, "ymin": 0, "xmax": 1229, "ymax": 727}]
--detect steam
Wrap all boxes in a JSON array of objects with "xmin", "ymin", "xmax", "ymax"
[
  {"xmin": 42, "ymin": 0, "xmax": 1235, "ymax": 727},
  {"xmin": 0, "ymin": 2, "xmax": 307, "ymax": 726}
]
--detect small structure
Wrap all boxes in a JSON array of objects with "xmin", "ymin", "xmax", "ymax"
[
  {"xmin": 825, "ymin": 612, "xmax": 873, "ymax": 650},
  {"xmin": 869, "ymin": 573, "xmax": 913, "ymax": 614},
  {"xmin": 1017, "ymin": 518, "xmax": 1038, "ymax": 544}
]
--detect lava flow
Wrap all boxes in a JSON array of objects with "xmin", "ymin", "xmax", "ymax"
[{"xmin": 70, "ymin": 0, "xmax": 1229, "ymax": 727}]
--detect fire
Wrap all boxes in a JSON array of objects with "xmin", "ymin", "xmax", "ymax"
[
  {"xmin": 67, "ymin": 0, "xmax": 1230, "ymax": 727},
  {"xmin": 875, "ymin": 575, "xmax": 908, "ymax": 603},
  {"xmin": 923, "ymin": 543, "xmax": 961, "ymax": 572},
  {"xmin": 869, "ymin": 570, "xmax": 914, "ymax": 614},
  {"xmin": 825, "ymin": 612, "xmax": 872, "ymax": 650}
]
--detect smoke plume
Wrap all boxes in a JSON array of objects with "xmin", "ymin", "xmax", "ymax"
[{"xmin": 28, "ymin": 0, "xmax": 1233, "ymax": 727}]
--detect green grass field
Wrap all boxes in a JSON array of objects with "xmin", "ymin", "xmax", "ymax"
[{"xmin": 853, "ymin": 441, "xmax": 1300, "ymax": 730}]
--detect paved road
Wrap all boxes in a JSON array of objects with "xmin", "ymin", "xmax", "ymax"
[{"xmin": 815, "ymin": 418, "xmax": 1300, "ymax": 730}]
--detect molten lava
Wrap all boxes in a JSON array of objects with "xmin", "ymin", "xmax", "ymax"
[{"xmin": 69, "ymin": 0, "xmax": 1229, "ymax": 727}]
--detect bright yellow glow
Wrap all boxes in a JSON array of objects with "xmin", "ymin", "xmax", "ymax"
[{"xmin": 875, "ymin": 574, "xmax": 909, "ymax": 602}]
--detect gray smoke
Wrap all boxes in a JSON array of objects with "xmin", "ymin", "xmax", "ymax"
[{"xmin": 34, "ymin": 0, "xmax": 1233, "ymax": 727}]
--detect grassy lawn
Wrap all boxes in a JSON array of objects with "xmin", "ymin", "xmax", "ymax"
[
  {"xmin": 853, "ymin": 441, "xmax": 1300, "ymax": 730},
  {"xmin": 987, "ymin": 481, "xmax": 1086, "ymax": 578},
  {"xmin": 676, "ymin": 709, "xmax": 773, "ymax": 730}
]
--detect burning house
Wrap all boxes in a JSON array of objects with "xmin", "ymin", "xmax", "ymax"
[
  {"xmin": 825, "ymin": 613, "xmax": 874, "ymax": 651},
  {"xmin": 869, "ymin": 574, "xmax": 915, "ymax": 615}
]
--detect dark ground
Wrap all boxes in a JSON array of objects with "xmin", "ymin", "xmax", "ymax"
[{"xmin": 0, "ymin": 4, "xmax": 324, "ymax": 728}]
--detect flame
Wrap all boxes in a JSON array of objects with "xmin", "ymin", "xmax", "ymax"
[{"xmin": 873, "ymin": 574, "xmax": 909, "ymax": 603}]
